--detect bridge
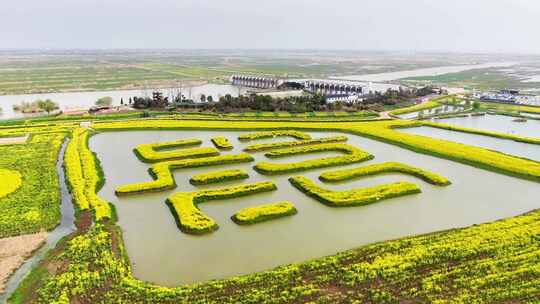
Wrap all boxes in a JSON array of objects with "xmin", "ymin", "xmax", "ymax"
[
  {"xmin": 231, "ymin": 75, "xmax": 284, "ymax": 89},
  {"xmin": 231, "ymin": 75, "xmax": 369, "ymax": 96},
  {"xmin": 304, "ymin": 80, "xmax": 364, "ymax": 96}
]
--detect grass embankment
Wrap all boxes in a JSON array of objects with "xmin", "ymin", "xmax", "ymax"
[
  {"xmin": 239, "ymin": 130, "xmax": 312, "ymax": 141},
  {"xmin": 319, "ymin": 161, "xmax": 451, "ymax": 186},
  {"xmin": 166, "ymin": 181, "xmax": 277, "ymax": 234},
  {"xmin": 211, "ymin": 137, "xmax": 233, "ymax": 150},
  {"xmin": 64, "ymin": 128, "xmax": 112, "ymax": 221},
  {"xmin": 478, "ymin": 100, "xmax": 540, "ymax": 114},
  {"xmin": 254, "ymin": 143, "xmax": 374, "ymax": 175},
  {"xmin": 134, "ymin": 139, "xmax": 219, "ymax": 163},
  {"xmin": 289, "ymin": 176, "xmax": 421, "ymax": 207},
  {"xmin": 190, "ymin": 169, "xmax": 249, "ymax": 185},
  {"xmin": 231, "ymin": 202, "xmax": 297, "ymax": 225},
  {"xmin": 244, "ymin": 136, "xmax": 348, "ymax": 152},
  {"xmin": 421, "ymin": 121, "xmax": 540, "ymax": 145},
  {"xmin": 115, "ymin": 154, "xmax": 254, "ymax": 195}
]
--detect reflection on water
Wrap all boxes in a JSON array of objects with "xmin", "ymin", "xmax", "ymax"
[{"xmin": 90, "ymin": 130, "xmax": 540, "ymax": 286}]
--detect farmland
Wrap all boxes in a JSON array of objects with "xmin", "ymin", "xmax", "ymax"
[
  {"xmin": 0, "ymin": 114, "xmax": 539, "ymax": 303},
  {"xmin": 0, "ymin": 50, "xmax": 503, "ymax": 95}
]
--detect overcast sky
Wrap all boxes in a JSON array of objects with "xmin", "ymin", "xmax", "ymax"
[{"xmin": 1, "ymin": 0, "xmax": 539, "ymax": 53}]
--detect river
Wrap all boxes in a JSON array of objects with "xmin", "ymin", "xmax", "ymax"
[
  {"xmin": 331, "ymin": 62, "xmax": 516, "ymax": 82},
  {"xmin": 0, "ymin": 84, "xmax": 247, "ymax": 120}
]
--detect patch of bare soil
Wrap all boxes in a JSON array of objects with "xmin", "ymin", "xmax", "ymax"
[
  {"xmin": 0, "ymin": 135, "xmax": 29, "ymax": 145},
  {"xmin": 0, "ymin": 232, "xmax": 46, "ymax": 293}
]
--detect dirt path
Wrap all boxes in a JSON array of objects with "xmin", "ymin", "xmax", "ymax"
[
  {"xmin": 0, "ymin": 135, "xmax": 29, "ymax": 145},
  {"xmin": 0, "ymin": 232, "xmax": 46, "ymax": 293}
]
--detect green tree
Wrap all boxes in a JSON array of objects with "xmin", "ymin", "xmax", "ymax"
[
  {"xmin": 96, "ymin": 96, "xmax": 113, "ymax": 106},
  {"xmin": 37, "ymin": 99, "xmax": 59, "ymax": 115},
  {"xmin": 473, "ymin": 101, "xmax": 481, "ymax": 110},
  {"xmin": 207, "ymin": 95, "xmax": 213, "ymax": 102}
]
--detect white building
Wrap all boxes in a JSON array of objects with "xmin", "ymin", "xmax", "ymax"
[{"xmin": 325, "ymin": 94, "xmax": 360, "ymax": 103}]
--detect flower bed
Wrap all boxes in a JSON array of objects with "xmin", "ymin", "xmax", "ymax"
[
  {"xmin": 244, "ymin": 136, "xmax": 348, "ymax": 152},
  {"xmin": 231, "ymin": 201, "xmax": 297, "ymax": 225},
  {"xmin": 134, "ymin": 139, "xmax": 219, "ymax": 163},
  {"xmin": 238, "ymin": 130, "xmax": 311, "ymax": 141},
  {"xmin": 0, "ymin": 169, "xmax": 22, "ymax": 198},
  {"xmin": 65, "ymin": 128, "xmax": 112, "ymax": 221},
  {"xmin": 0, "ymin": 133, "xmax": 65, "ymax": 237},
  {"xmin": 190, "ymin": 169, "xmax": 249, "ymax": 185},
  {"xmin": 211, "ymin": 137, "xmax": 233, "ymax": 150},
  {"xmin": 166, "ymin": 181, "xmax": 277, "ymax": 234},
  {"xmin": 115, "ymin": 154, "xmax": 254, "ymax": 195},
  {"xmin": 255, "ymin": 143, "xmax": 373, "ymax": 175},
  {"xmin": 289, "ymin": 176, "xmax": 421, "ymax": 207},
  {"xmin": 319, "ymin": 162, "xmax": 451, "ymax": 186}
]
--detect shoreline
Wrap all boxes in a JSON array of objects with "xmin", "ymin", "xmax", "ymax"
[{"xmin": 0, "ymin": 232, "xmax": 47, "ymax": 294}]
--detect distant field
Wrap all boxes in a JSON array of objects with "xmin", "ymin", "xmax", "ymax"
[
  {"xmin": 0, "ymin": 62, "xmax": 337, "ymax": 94},
  {"xmin": 0, "ymin": 50, "xmax": 507, "ymax": 95},
  {"xmin": 401, "ymin": 67, "xmax": 540, "ymax": 90}
]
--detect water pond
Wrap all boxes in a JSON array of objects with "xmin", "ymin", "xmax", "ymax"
[
  {"xmin": 396, "ymin": 104, "xmax": 461, "ymax": 120},
  {"xmin": 430, "ymin": 114, "xmax": 540, "ymax": 138},
  {"xmin": 401, "ymin": 115, "xmax": 540, "ymax": 161},
  {"xmin": 90, "ymin": 129, "xmax": 540, "ymax": 286}
]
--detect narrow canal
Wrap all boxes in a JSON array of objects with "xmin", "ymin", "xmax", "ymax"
[{"xmin": 0, "ymin": 141, "xmax": 76, "ymax": 303}]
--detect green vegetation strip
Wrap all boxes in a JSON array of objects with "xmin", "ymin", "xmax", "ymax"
[
  {"xmin": 319, "ymin": 162, "xmax": 451, "ymax": 186},
  {"xmin": 0, "ymin": 134, "xmax": 65, "ymax": 237},
  {"xmin": 115, "ymin": 154, "xmax": 254, "ymax": 195},
  {"xmin": 478, "ymin": 100, "xmax": 540, "ymax": 114},
  {"xmin": 244, "ymin": 136, "xmax": 348, "ymax": 152},
  {"xmin": 390, "ymin": 101, "xmax": 440, "ymax": 116},
  {"xmin": 354, "ymin": 120, "xmax": 540, "ymax": 183},
  {"xmin": 239, "ymin": 130, "xmax": 311, "ymax": 141},
  {"xmin": 289, "ymin": 176, "xmax": 421, "ymax": 207},
  {"xmin": 93, "ymin": 119, "xmax": 540, "ymax": 183},
  {"xmin": 211, "ymin": 137, "xmax": 233, "ymax": 150},
  {"xmin": 134, "ymin": 138, "xmax": 219, "ymax": 163},
  {"xmin": 26, "ymin": 210, "xmax": 540, "ymax": 303},
  {"xmin": 166, "ymin": 181, "xmax": 277, "ymax": 234},
  {"xmin": 231, "ymin": 201, "xmax": 297, "ymax": 225},
  {"xmin": 190, "ymin": 169, "xmax": 249, "ymax": 185},
  {"xmin": 422, "ymin": 121, "xmax": 540, "ymax": 145},
  {"xmin": 255, "ymin": 143, "xmax": 373, "ymax": 175}
]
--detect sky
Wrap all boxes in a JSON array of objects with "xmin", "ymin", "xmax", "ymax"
[{"xmin": 1, "ymin": 0, "xmax": 539, "ymax": 53}]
